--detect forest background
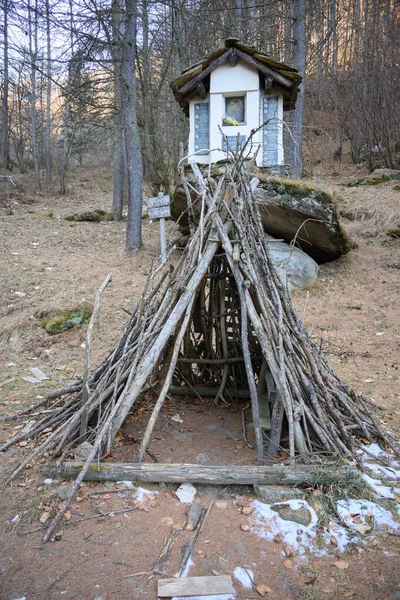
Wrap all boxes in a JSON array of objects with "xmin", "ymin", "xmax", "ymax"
[{"xmin": 0, "ymin": 0, "xmax": 399, "ymax": 250}]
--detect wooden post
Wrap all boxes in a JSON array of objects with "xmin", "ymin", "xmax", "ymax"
[{"xmin": 160, "ymin": 216, "xmax": 166, "ymax": 262}]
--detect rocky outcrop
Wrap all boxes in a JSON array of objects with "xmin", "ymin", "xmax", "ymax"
[
  {"xmin": 254, "ymin": 177, "xmax": 352, "ymax": 263},
  {"xmin": 171, "ymin": 171, "xmax": 352, "ymax": 264}
]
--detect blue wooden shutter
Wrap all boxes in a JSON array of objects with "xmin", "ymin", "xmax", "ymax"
[
  {"xmin": 222, "ymin": 135, "xmax": 247, "ymax": 152},
  {"xmin": 262, "ymin": 96, "xmax": 279, "ymax": 166},
  {"xmin": 194, "ymin": 102, "xmax": 210, "ymax": 155}
]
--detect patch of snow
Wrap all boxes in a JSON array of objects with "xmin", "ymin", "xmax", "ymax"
[
  {"xmin": 181, "ymin": 555, "xmax": 194, "ymax": 578},
  {"xmin": 233, "ymin": 567, "xmax": 253, "ymax": 589},
  {"xmin": 134, "ymin": 486, "xmax": 158, "ymax": 502},
  {"xmin": 319, "ymin": 521, "xmax": 357, "ymax": 554},
  {"xmin": 175, "ymin": 483, "xmax": 197, "ymax": 504},
  {"xmin": 117, "ymin": 480, "xmax": 134, "ymax": 489},
  {"xmin": 365, "ymin": 462, "xmax": 400, "ymax": 480},
  {"xmin": 362, "ymin": 473, "xmax": 398, "ymax": 499},
  {"xmin": 251, "ymin": 499, "xmax": 318, "ymax": 555},
  {"xmin": 337, "ymin": 499, "xmax": 400, "ymax": 532},
  {"xmin": 359, "ymin": 443, "xmax": 399, "ymax": 465}
]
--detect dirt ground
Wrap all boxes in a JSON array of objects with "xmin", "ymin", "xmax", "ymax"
[{"xmin": 0, "ymin": 164, "xmax": 399, "ymax": 600}]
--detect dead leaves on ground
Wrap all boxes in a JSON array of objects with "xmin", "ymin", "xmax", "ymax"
[
  {"xmin": 333, "ymin": 560, "xmax": 350, "ymax": 569},
  {"xmin": 256, "ymin": 583, "xmax": 272, "ymax": 596}
]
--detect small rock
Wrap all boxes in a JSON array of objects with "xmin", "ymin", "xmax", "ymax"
[
  {"xmin": 175, "ymin": 483, "xmax": 196, "ymax": 504},
  {"xmin": 254, "ymin": 485, "xmax": 304, "ymax": 504},
  {"xmin": 51, "ymin": 483, "xmax": 75, "ymax": 501},
  {"xmin": 216, "ymin": 501, "xmax": 228, "ymax": 509},
  {"xmin": 75, "ymin": 441, "xmax": 94, "ymax": 460},
  {"xmin": 271, "ymin": 504, "xmax": 312, "ymax": 527}
]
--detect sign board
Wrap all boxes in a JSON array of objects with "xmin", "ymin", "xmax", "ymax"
[{"xmin": 148, "ymin": 193, "xmax": 170, "ymax": 220}]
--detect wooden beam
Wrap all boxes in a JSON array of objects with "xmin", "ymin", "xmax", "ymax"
[
  {"xmin": 158, "ymin": 576, "xmax": 234, "ymax": 598},
  {"xmin": 43, "ymin": 462, "xmax": 362, "ymax": 487},
  {"xmin": 235, "ymin": 48, "xmax": 294, "ymax": 88},
  {"xmin": 228, "ymin": 47, "xmax": 238, "ymax": 66},
  {"xmin": 265, "ymin": 75, "xmax": 273, "ymax": 94},
  {"xmin": 177, "ymin": 50, "xmax": 230, "ymax": 98},
  {"xmin": 196, "ymin": 81, "xmax": 207, "ymax": 99}
]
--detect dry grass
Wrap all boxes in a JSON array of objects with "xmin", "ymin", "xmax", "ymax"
[{"xmin": 338, "ymin": 181, "xmax": 400, "ymax": 238}]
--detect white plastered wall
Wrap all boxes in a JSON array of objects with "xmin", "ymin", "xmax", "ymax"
[{"xmin": 188, "ymin": 59, "xmax": 284, "ymax": 166}]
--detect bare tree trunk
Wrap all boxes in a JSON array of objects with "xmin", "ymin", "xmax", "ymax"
[
  {"xmin": 111, "ymin": 0, "xmax": 125, "ymax": 219},
  {"xmin": 45, "ymin": 0, "xmax": 52, "ymax": 186},
  {"xmin": 351, "ymin": 0, "xmax": 361, "ymax": 163},
  {"xmin": 0, "ymin": 0, "xmax": 9, "ymax": 169},
  {"xmin": 122, "ymin": 0, "xmax": 143, "ymax": 252},
  {"xmin": 287, "ymin": 0, "xmax": 306, "ymax": 180},
  {"xmin": 330, "ymin": 0, "xmax": 341, "ymax": 164},
  {"xmin": 28, "ymin": 0, "xmax": 41, "ymax": 189},
  {"xmin": 60, "ymin": 0, "xmax": 73, "ymax": 195}
]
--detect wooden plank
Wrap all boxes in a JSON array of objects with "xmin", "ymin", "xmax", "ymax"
[
  {"xmin": 157, "ymin": 575, "xmax": 234, "ymax": 597},
  {"xmin": 43, "ymin": 462, "xmax": 362, "ymax": 487},
  {"xmin": 177, "ymin": 50, "xmax": 230, "ymax": 98},
  {"xmin": 257, "ymin": 360, "xmax": 270, "ymax": 429},
  {"xmin": 235, "ymin": 48, "xmax": 293, "ymax": 88},
  {"xmin": 258, "ymin": 394, "xmax": 271, "ymax": 429},
  {"xmin": 148, "ymin": 205, "xmax": 171, "ymax": 220},
  {"xmin": 148, "ymin": 194, "xmax": 170, "ymax": 209},
  {"xmin": 267, "ymin": 388, "xmax": 284, "ymax": 456}
]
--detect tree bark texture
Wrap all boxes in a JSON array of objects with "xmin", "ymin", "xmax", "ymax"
[
  {"xmin": 0, "ymin": 0, "xmax": 9, "ymax": 169},
  {"xmin": 43, "ymin": 461, "xmax": 362, "ymax": 487},
  {"xmin": 123, "ymin": 0, "xmax": 143, "ymax": 252},
  {"xmin": 287, "ymin": 0, "xmax": 306, "ymax": 179}
]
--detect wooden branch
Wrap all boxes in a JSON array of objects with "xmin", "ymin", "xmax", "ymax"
[
  {"xmin": 80, "ymin": 273, "xmax": 112, "ymax": 439},
  {"xmin": 43, "ymin": 461, "xmax": 362, "ymax": 487},
  {"xmin": 135, "ymin": 294, "xmax": 197, "ymax": 463},
  {"xmin": 168, "ymin": 385, "xmax": 251, "ymax": 398},
  {"xmin": 176, "ymin": 357, "xmax": 246, "ymax": 365}
]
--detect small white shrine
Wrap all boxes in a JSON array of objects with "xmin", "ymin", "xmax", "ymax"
[{"xmin": 171, "ymin": 39, "xmax": 301, "ymax": 168}]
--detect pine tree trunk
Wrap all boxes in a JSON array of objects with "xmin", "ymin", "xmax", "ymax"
[
  {"xmin": 28, "ymin": 0, "xmax": 41, "ymax": 189},
  {"xmin": 287, "ymin": 0, "xmax": 306, "ymax": 180},
  {"xmin": 0, "ymin": 0, "xmax": 9, "ymax": 169},
  {"xmin": 123, "ymin": 0, "xmax": 143, "ymax": 252},
  {"xmin": 45, "ymin": 0, "xmax": 52, "ymax": 186},
  {"xmin": 111, "ymin": 0, "xmax": 125, "ymax": 219}
]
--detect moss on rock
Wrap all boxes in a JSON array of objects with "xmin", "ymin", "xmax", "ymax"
[
  {"xmin": 65, "ymin": 209, "xmax": 107, "ymax": 222},
  {"xmin": 42, "ymin": 305, "xmax": 93, "ymax": 335}
]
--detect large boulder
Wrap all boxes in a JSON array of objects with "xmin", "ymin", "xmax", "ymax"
[
  {"xmin": 265, "ymin": 234, "xmax": 319, "ymax": 292},
  {"xmin": 254, "ymin": 176, "xmax": 352, "ymax": 263},
  {"xmin": 171, "ymin": 170, "xmax": 352, "ymax": 264}
]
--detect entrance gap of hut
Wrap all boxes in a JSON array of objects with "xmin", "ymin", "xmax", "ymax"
[{"xmin": 134, "ymin": 252, "xmax": 283, "ymax": 466}]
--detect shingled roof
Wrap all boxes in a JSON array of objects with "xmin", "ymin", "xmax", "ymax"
[{"xmin": 171, "ymin": 38, "xmax": 302, "ymax": 113}]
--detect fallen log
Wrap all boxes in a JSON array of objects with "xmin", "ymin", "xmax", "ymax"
[{"xmin": 43, "ymin": 461, "xmax": 362, "ymax": 487}]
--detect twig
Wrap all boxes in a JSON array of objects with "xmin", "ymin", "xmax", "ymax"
[{"xmin": 80, "ymin": 273, "xmax": 112, "ymax": 440}]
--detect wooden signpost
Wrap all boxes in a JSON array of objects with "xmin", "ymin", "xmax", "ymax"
[{"xmin": 148, "ymin": 192, "xmax": 170, "ymax": 262}]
